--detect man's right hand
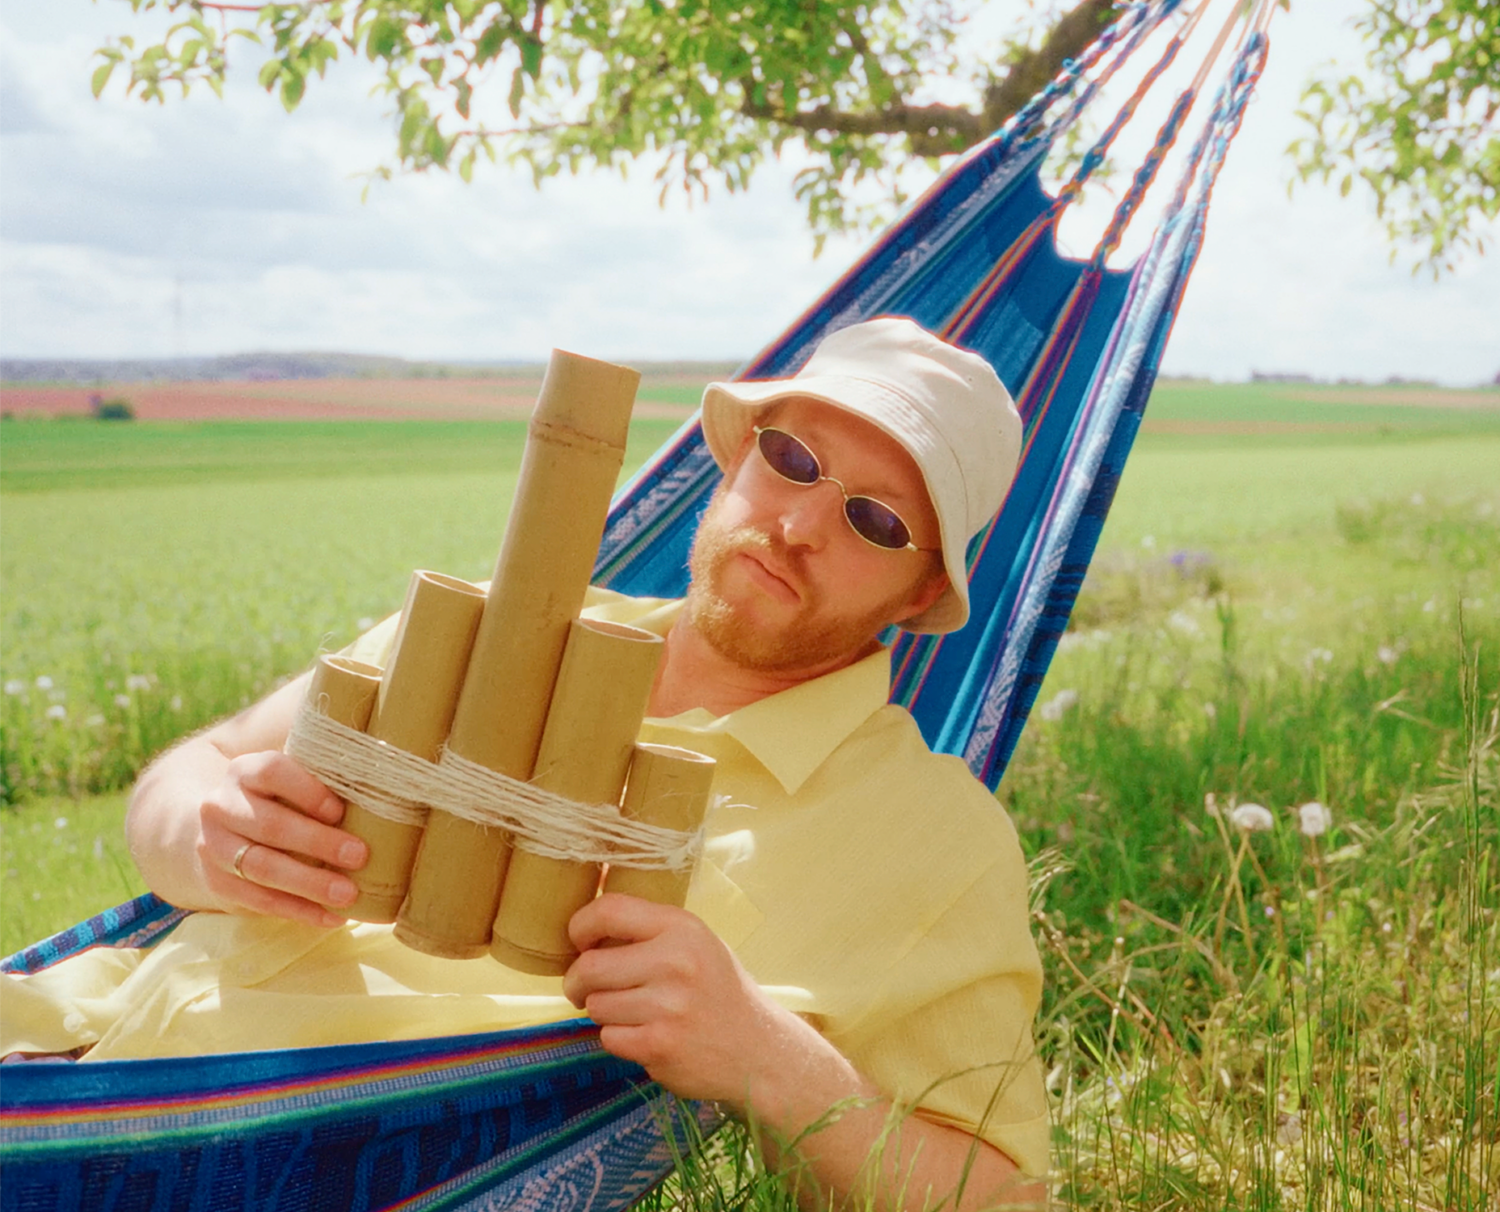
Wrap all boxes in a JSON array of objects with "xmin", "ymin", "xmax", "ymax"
[
  {"xmin": 197, "ymin": 750, "xmax": 368, "ymax": 926},
  {"xmin": 126, "ymin": 670, "xmax": 367, "ymax": 926}
]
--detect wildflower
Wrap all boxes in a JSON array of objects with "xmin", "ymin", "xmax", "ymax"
[
  {"xmin": 1422, "ymin": 599, "xmax": 1436, "ymax": 613},
  {"xmin": 3, "ymin": 680, "xmax": 24, "ymax": 696},
  {"xmin": 1203, "ymin": 701, "xmax": 1217, "ymax": 719},
  {"xmin": 34, "ymin": 675, "xmax": 53, "ymax": 691},
  {"xmin": 1140, "ymin": 534, "xmax": 1156, "ymax": 549},
  {"xmin": 125, "ymin": 674, "xmax": 152, "ymax": 692},
  {"xmin": 1376, "ymin": 644, "xmax": 1398, "ymax": 666},
  {"xmin": 1264, "ymin": 905, "xmax": 1276, "ymax": 917},
  {"xmin": 114, "ymin": 694, "xmax": 132, "ymax": 709},
  {"xmin": 45, "ymin": 704, "xmax": 67, "ymax": 721},
  {"xmin": 1229, "ymin": 802, "xmax": 1275, "ymax": 832},
  {"xmin": 1167, "ymin": 609, "xmax": 1201, "ymax": 635},
  {"xmin": 1304, "ymin": 647, "xmax": 1333, "ymax": 667},
  {"xmin": 1298, "ymin": 801, "xmax": 1333, "ymax": 837},
  {"xmin": 1038, "ymin": 688, "xmax": 1079, "ymax": 721},
  {"xmin": 53, "ymin": 817, "xmax": 68, "ymax": 829},
  {"xmin": 356, "ymin": 616, "xmax": 376, "ymax": 632}
]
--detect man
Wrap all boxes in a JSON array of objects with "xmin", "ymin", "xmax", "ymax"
[{"xmin": 17, "ymin": 318, "xmax": 1048, "ymax": 1208}]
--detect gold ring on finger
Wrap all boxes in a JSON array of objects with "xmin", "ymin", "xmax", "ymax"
[{"xmin": 232, "ymin": 841, "xmax": 256, "ymax": 881}]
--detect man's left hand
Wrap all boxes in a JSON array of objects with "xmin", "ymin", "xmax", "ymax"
[{"xmin": 563, "ymin": 893, "xmax": 835, "ymax": 1115}]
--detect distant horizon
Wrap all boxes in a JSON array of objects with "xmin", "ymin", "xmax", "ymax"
[{"xmin": 2, "ymin": 351, "xmax": 1496, "ymax": 391}]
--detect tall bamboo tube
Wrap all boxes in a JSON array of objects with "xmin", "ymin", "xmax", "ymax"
[
  {"xmin": 395, "ymin": 350, "xmax": 641, "ymax": 959},
  {"xmin": 340, "ymin": 570, "xmax": 486, "ymax": 923},
  {"xmin": 489, "ymin": 618, "xmax": 663, "ymax": 974},
  {"xmin": 602, "ymin": 744, "xmax": 716, "ymax": 908}
]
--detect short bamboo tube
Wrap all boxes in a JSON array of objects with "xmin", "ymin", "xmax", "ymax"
[
  {"xmin": 489, "ymin": 618, "xmax": 664, "ymax": 975},
  {"xmin": 602, "ymin": 744, "xmax": 716, "ymax": 908},
  {"xmin": 297, "ymin": 655, "xmax": 381, "ymax": 875},
  {"xmin": 340, "ymin": 570, "xmax": 485, "ymax": 923},
  {"xmin": 396, "ymin": 350, "xmax": 641, "ymax": 959}
]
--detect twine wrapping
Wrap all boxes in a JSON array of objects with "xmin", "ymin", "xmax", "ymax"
[{"xmin": 286, "ymin": 706, "xmax": 703, "ymax": 871}]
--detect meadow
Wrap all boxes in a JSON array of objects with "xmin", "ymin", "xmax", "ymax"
[{"xmin": 1, "ymin": 380, "xmax": 1496, "ymax": 1209}]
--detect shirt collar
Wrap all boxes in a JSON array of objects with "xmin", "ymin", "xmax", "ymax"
[{"xmin": 629, "ymin": 599, "xmax": 894, "ymax": 796}]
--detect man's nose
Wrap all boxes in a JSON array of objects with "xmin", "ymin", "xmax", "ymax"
[{"xmin": 777, "ymin": 478, "xmax": 844, "ymax": 550}]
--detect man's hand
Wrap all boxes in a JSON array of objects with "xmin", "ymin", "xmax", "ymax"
[
  {"xmin": 564, "ymin": 893, "xmax": 1042, "ymax": 1210},
  {"xmin": 195, "ymin": 751, "xmax": 368, "ymax": 925},
  {"xmin": 126, "ymin": 670, "xmax": 367, "ymax": 925},
  {"xmin": 563, "ymin": 893, "xmax": 841, "ymax": 1116}
]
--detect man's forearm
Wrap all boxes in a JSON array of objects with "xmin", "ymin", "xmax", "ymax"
[
  {"xmin": 752, "ymin": 1033, "xmax": 1045, "ymax": 1211},
  {"xmin": 126, "ymin": 734, "xmax": 236, "ymax": 911}
]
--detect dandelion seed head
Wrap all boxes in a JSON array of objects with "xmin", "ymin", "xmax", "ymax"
[
  {"xmin": 34, "ymin": 676, "xmax": 54, "ymax": 691},
  {"xmin": 1381, "ymin": 921, "xmax": 1392, "ymax": 934},
  {"xmin": 1039, "ymin": 688, "xmax": 1079, "ymax": 721},
  {"xmin": 1376, "ymin": 644, "xmax": 1398, "ymax": 666},
  {"xmin": 1140, "ymin": 534, "xmax": 1156, "ymax": 549},
  {"xmin": 114, "ymin": 694, "xmax": 132, "ymax": 709},
  {"xmin": 3, "ymin": 680, "xmax": 24, "ymax": 696},
  {"xmin": 1229, "ymin": 802, "xmax": 1275, "ymax": 832},
  {"xmin": 1203, "ymin": 701, "xmax": 1217, "ymax": 719},
  {"xmin": 1264, "ymin": 905, "xmax": 1276, "ymax": 917},
  {"xmin": 169, "ymin": 695, "xmax": 183, "ymax": 711},
  {"xmin": 45, "ymin": 704, "xmax": 67, "ymax": 721},
  {"xmin": 356, "ymin": 616, "xmax": 375, "ymax": 632},
  {"xmin": 53, "ymin": 817, "xmax": 68, "ymax": 829},
  {"xmin": 125, "ymin": 674, "xmax": 152, "ymax": 692},
  {"xmin": 1298, "ymin": 800, "xmax": 1333, "ymax": 837}
]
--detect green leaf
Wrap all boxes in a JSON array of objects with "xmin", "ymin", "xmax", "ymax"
[
  {"xmin": 474, "ymin": 20, "xmax": 507, "ymax": 67},
  {"xmin": 520, "ymin": 36, "xmax": 542, "ymax": 80},
  {"xmin": 91, "ymin": 62, "xmax": 116, "ymax": 98},
  {"xmin": 257, "ymin": 58, "xmax": 282, "ymax": 90},
  {"xmin": 508, "ymin": 65, "xmax": 525, "ymax": 118}
]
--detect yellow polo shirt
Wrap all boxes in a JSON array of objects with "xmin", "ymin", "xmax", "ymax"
[{"xmin": 1, "ymin": 590, "xmax": 1048, "ymax": 1176}]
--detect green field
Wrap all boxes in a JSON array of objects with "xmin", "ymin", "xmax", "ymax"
[{"xmin": 2, "ymin": 382, "xmax": 1496, "ymax": 1208}]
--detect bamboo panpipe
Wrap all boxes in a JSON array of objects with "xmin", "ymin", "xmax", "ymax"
[
  {"xmin": 489, "ymin": 618, "xmax": 664, "ymax": 975},
  {"xmin": 395, "ymin": 350, "xmax": 641, "ymax": 959},
  {"xmin": 340, "ymin": 570, "xmax": 486, "ymax": 923},
  {"xmin": 297, "ymin": 656, "xmax": 382, "ymax": 875},
  {"xmin": 602, "ymin": 744, "xmax": 716, "ymax": 908}
]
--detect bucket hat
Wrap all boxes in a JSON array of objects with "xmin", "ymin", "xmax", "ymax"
[{"xmin": 701, "ymin": 316, "xmax": 1021, "ymax": 633}]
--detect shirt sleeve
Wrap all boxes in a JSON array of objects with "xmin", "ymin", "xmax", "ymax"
[{"xmin": 838, "ymin": 848, "xmax": 1050, "ymax": 1178}]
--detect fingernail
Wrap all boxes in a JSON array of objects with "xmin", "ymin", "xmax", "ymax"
[
  {"xmin": 325, "ymin": 879, "xmax": 358, "ymax": 907},
  {"xmin": 320, "ymin": 911, "xmax": 346, "ymax": 929},
  {"xmin": 337, "ymin": 841, "xmax": 366, "ymax": 869}
]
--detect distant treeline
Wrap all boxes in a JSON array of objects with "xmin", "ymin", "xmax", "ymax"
[{"xmin": 0, "ymin": 353, "xmax": 742, "ymax": 385}]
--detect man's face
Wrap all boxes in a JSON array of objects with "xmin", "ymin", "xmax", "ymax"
[{"xmin": 683, "ymin": 397, "xmax": 947, "ymax": 675}]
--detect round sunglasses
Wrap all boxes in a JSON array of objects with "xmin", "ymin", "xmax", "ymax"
[{"xmin": 751, "ymin": 426, "xmax": 935, "ymax": 553}]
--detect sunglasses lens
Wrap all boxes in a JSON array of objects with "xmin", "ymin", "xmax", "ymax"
[
  {"xmin": 845, "ymin": 496, "xmax": 912, "ymax": 550},
  {"xmin": 757, "ymin": 428, "xmax": 820, "ymax": 484}
]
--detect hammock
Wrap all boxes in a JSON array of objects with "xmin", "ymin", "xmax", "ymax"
[{"xmin": 0, "ymin": 4, "xmax": 1270, "ymax": 1207}]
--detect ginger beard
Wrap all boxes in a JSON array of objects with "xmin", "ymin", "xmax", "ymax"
[{"xmin": 683, "ymin": 484, "xmax": 936, "ymax": 674}]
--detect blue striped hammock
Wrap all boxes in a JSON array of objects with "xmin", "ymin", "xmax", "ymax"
[{"xmin": 0, "ymin": 5, "xmax": 1268, "ymax": 1207}]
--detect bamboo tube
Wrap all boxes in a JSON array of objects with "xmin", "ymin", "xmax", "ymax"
[
  {"xmin": 395, "ymin": 350, "xmax": 641, "ymax": 959},
  {"xmin": 489, "ymin": 618, "xmax": 663, "ymax": 974},
  {"xmin": 339, "ymin": 570, "xmax": 486, "ymax": 923},
  {"xmin": 296, "ymin": 655, "xmax": 382, "ymax": 873},
  {"xmin": 602, "ymin": 744, "xmax": 716, "ymax": 908},
  {"xmin": 304, "ymin": 655, "xmax": 382, "ymax": 734}
]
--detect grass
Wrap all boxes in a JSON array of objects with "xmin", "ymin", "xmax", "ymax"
[{"xmin": 1, "ymin": 390, "xmax": 1496, "ymax": 1209}]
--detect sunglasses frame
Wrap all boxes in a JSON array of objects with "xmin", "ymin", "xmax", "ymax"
[{"xmin": 751, "ymin": 425, "xmax": 935, "ymax": 553}]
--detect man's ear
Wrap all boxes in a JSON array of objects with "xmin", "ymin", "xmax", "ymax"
[{"xmin": 891, "ymin": 561, "xmax": 950, "ymax": 625}]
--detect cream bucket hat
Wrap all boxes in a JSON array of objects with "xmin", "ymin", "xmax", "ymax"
[{"xmin": 700, "ymin": 316, "xmax": 1022, "ymax": 634}]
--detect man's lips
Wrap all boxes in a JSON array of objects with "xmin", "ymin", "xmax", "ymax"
[{"xmin": 734, "ymin": 548, "xmax": 802, "ymax": 604}]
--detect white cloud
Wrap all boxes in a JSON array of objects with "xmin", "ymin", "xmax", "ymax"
[{"xmin": 0, "ymin": 0, "xmax": 1494, "ymax": 380}]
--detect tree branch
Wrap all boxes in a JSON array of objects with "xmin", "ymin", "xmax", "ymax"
[{"xmin": 983, "ymin": 0, "xmax": 1118, "ymax": 132}]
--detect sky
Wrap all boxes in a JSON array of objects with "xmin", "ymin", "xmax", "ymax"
[{"xmin": 0, "ymin": 0, "xmax": 1495, "ymax": 384}]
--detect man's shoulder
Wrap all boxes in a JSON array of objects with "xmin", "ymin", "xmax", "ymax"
[{"xmin": 824, "ymin": 702, "xmax": 1011, "ymax": 823}]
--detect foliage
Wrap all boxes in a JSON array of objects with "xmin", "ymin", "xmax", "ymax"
[
  {"xmin": 89, "ymin": 0, "xmax": 1112, "ymax": 250},
  {"xmin": 1291, "ymin": 0, "xmax": 1500, "ymax": 274}
]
